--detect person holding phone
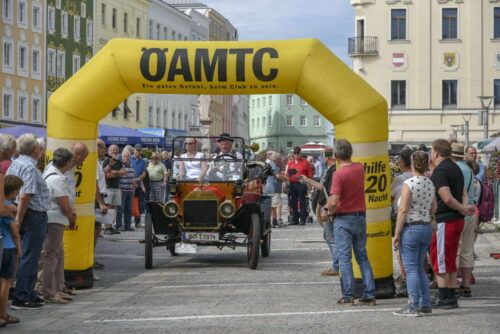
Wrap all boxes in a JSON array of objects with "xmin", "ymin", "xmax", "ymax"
[{"xmin": 286, "ymin": 147, "xmax": 312, "ymax": 225}]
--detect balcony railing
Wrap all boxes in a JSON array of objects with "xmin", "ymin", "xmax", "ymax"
[{"xmin": 348, "ymin": 36, "xmax": 378, "ymax": 56}]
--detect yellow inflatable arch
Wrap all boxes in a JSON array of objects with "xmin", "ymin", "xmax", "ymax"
[{"xmin": 47, "ymin": 38, "xmax": 392, "ymax": 295}]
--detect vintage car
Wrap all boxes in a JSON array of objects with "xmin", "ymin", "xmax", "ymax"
[{"xmin": 144, "ymin": 136, "xmax": 272, "ymax": 269}]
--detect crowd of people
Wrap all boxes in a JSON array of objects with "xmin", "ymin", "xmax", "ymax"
[{"xmin": 0, "ymin": 131, "xmax": 496, "ymax": 327}]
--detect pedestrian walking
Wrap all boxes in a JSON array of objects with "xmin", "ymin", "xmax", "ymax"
[
  {"xmin": 428, "ymin": 139, "xmax": 475, "ymax": 309},
  {"xmin": 286, "ymin": 147, "xmax": 312, "ymax": 225},
  {"xmin": 6, "ymin": 134, "xmax": 50, "ymax": 309},
  {"xmin": 325, "ymin": 139, "xmax": 376, "ymax": 306},
  {"xmin": 392, "ymin": 151, "xmax": 436, "ymax": 316},
  {"xmin": 302, "ymin": 148, "xmax": 339, "ymax": 276}
]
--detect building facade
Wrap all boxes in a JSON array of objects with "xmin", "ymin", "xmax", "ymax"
[
  {"xmin": 46, "ymin": 0, "xmax": 93, "ymax": 118},
  {"xmin": 169, "ymin": 1, "xmax": 241, "ymax": 137},
  {"xmin": 146, "ymin": 0, "xmax": 198, "ymax": 136},
  {"xmin": 249, "ymin": 94, "xmax": 329, "ymax": 154},
  {"xmin": 94, "ymin": 0, "xmax": 148, "ymax": 129},
  {"xmin": 1, "ymin": 0, "xmax": 45, "ymax": 127},
  {"xmin": 349, "ymin": 0, "xmax": 500, "ymax": 146}
]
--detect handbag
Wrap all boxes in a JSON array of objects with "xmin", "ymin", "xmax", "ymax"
[{"xmin": 132, "ymin": 197, "xmax": 141, "ymax": 217}]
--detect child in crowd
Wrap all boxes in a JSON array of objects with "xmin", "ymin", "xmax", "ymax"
[{"xmin": 0, "ymin": 175, "xmax": 24, "ymax": 326}]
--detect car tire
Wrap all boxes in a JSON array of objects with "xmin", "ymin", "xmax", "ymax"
[
  {"xmin": 261, "ymin": 225, "xmax": 271, "ymax": 258},
  {"xmin": 247, "ymin": 213, "xmax": 261, "ymax": 269},
  {"xmin": 145, "ymin": 211, "xmax": 153, "ymax": 269}
]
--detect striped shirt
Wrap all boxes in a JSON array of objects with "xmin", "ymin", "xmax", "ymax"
[
  {"xmin": 6, "ymin": 155, "xmax": 50, "ymax": 211},
  {"xmin": 119, "ymin": 162, "xmax": 135, "ymax": 192}
]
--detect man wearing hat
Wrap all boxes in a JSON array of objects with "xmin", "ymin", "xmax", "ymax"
[
  {"xmin": 286, "ymin": 146, "xmax": 312, "ymax": 225},
  {"xmin": 131, "ymin": 144, "xmax": 147, "ymax": 228},
  {"xmin": 451, "ymin": 142, "xmax": 475, "ymax": 298},
  {"xmin": 209, "ymin": 134, "xmax": 242, "ymax": 180}
]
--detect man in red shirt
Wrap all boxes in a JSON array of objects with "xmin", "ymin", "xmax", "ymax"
[
  {"xmin": 286, "ymin": 147, "xmax": 312, "ymax": 225},
  {"xmin": 325, "ymin": 139, "xmax": 376, "ymax": 306}
]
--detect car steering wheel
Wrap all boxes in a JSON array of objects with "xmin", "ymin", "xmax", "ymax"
[{"xmin": 214, "ymin": 154, "xmax": 236, "ymax": 161}]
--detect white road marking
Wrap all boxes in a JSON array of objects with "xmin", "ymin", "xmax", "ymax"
[
  {"xmin": 84, "ymin": 308, "xmax": 401, "ymax": 323},
  {"xmin": 82, "ymin": 303, "xmax": 500, "ymax": 324},
  {"xmin": 152, "ymin": 281, "xmax": 337, "ymax": 289}
]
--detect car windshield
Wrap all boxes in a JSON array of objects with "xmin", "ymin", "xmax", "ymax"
[{"xmin": 171, "ymin": 137, "xmax": 245, "ymax": 182}]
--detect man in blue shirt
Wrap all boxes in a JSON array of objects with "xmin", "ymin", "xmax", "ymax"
[
  {"xmin": 465, "ymin": 146, "xmax": 485, "ymax": 182},
  {"xmin": 131, "ymin": 144, "xmax": 147, "ymax": 228}
]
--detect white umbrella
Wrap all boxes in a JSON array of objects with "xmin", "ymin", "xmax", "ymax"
[{"xmin": 480, "ymin": 137, "xmax": 500, "ymax": 153}]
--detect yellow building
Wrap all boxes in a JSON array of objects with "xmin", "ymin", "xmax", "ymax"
[
  {"xmin": 349, "ymin": 0, "xmax": 500, "ymax": 146},
  {"xmin": 94, "ymin": 0, "xmax": 148, "ymax": 129},
  {"xmin": 1, "ymin": 0, "xmax": 45, "ymax": 127}
]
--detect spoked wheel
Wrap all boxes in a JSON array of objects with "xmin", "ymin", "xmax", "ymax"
[
  {"xmin": 261, "ymin": 222, "xmax": 271, "ymax": 258},
  {"xmin": 145, "ymin": 211, "xmax": 153, "ymax": 269},
  {"xmin": 247, "ymin": 213, "xmax": 261, "ymax": 269}
]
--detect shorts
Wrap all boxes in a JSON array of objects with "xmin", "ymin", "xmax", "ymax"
[
  {"xmin": 430, "ymin": 218, "xmax": 464, "ymax": 274},
  {"xmin": 105, "ymin": 188, "xmax": 121, "ymax": 206},
  {"xmin": 0, "ymin": 248, "xmax": 17, "ymax": 279},
  {"xmin": 271, "ymin": 193, "xmax": 282, "ymax": 208},
  {"xmin": 458, "ymin": 216, "xmax": 475, "ymax": 268}
]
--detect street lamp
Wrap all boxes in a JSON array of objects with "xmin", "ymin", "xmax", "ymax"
[
  {"xmin": 450, "ymin": 124, "xmax": 461, "ymax": 140},
  {"xmin": 461, "ymin": 114, "xmax": 472, "ymax": 147},
  {"xmin": 478, "ymin": 96, "xmax": 494, "ymax": 140}
]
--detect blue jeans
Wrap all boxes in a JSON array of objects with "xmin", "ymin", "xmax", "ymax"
[
  {"xmin": 15, "ymin": 209, "xmax": 47, "ymax": 302},
  {"xmin": 323, "ymin": 219, "xmax": 339, "ymax": 271},
  {"xmin": 400, "ymin": 224, "xmax": 432, "ymax": 309},
  {"xmin": 116, "ymin": 191, "xmax": 133, "ymax": 228},
  {"xmin": 334, "ymin": 215, "xmax": 375, "ymax": 299}
]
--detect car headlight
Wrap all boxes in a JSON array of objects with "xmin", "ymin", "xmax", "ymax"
[
  {"xmin": 163, "ymin": 201, "xmax": 179, "ymax": 218},
  {"xmin": 219, "ymin": 201, "xmax": 235, "ymax": 219}
]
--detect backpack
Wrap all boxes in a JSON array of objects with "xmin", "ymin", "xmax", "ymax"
[{"xmin": 477, "ymin": 179, "xmax": 495, "ymax": 223}]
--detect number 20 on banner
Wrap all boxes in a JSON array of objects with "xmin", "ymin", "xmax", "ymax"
[{"xmin": 353, "ymin": 155, "xmax": 391, "ymax": 210}]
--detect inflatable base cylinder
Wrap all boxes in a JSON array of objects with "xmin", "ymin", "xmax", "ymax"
[
  {"xmin": 47, "ymin": 38, "xmax": 392, "ymax": 290},
  {"xmin": 64, "ymin": 268, "xmax": 94, "ymax": 289}
]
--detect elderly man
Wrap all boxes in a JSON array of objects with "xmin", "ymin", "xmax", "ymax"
[
  {"xmin": 465, "ymin": 146, "xmax": 485, "ymax": 182},
  {"xmin": 0, "ymin": 134, "xmax": 17, "ymax": 174},
  {"xmin": 286, "ymin": 147, "xmax": 312, "ymax": 226},
  {"xmin": 116, "ymin": 150, "xmax": 136, "ymax": 231},
  {"xmin": 103, "ymin": 144, "xmax": 126, "ymax": 235},
  {"xmin": 325, "ymin": 139, "xmax": 376, "ymax": 306},
  {"xmin": 209, "ymin": 134, "xmax": 242, "ymax": 180},
  {"xmin": 264, "ymin": 151, "xmax": 288, "ymax": 228},
  {"xmin": 6, "ymin": 134, "xmax": 50, "ymax": 309},
  {"xmin": 451, "ymin": 143, "xmax": 476, "ymax": 298}
]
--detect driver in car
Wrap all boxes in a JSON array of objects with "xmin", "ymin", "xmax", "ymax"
[{"xmin": 208, "ymin": 133, "xmax": 243, "ymax": 180}]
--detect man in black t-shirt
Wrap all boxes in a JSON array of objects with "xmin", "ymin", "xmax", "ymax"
[
  {"xmin": 102, "ymin": 144, "xmax": 126, "ymax": 235},
  {"xmin": 429, "ymin": 139, "xmax": 475, "ymax": 309}
]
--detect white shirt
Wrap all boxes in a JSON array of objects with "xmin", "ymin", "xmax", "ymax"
[
  {"xmin": 97, "ymin": 159, "xmax": 107, "ymax": 193},
  {"xmin": 181, "ymin": 152, "xmax": 204, "ymax": 179},
  {"xmin": 44, "ymin": 164, "xmax": 74, "ymax": 226},
  {"xmin": 400, "ymin": 176, "xmax": 436, "ymax": 223}
]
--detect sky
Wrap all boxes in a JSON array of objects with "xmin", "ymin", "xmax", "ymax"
[{"xmin": 201, "ymin": 0, "xmax": 355, "ymax": 66}]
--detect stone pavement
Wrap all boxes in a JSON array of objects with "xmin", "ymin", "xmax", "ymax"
[{"xmin": 3, "ymin": 221, "xmax": 500, "ymax": 334}]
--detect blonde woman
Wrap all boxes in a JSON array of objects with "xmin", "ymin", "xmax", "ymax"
[{"xmin": 178, "ymin": 138, "xmax": 207, "ymax": 180}]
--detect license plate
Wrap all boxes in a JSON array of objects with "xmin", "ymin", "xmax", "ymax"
[
  {"xmin": 175, "ymin": 243, "xmax": 197, "ymax": 254},
  {"xmin": 182, "ymin": 232, "xmax": 219, "ymax": 242}
]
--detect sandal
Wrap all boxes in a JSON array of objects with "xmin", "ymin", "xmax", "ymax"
[
  {"xmin": 63, "ymin": 287, "xmax": 76, "ymax": 295},
  {"xmin": 3, "ymin": 314, "xmax": 20, "ymax": 324}
]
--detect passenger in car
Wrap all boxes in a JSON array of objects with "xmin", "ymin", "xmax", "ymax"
[{"xmin": 178, "ymin": 138, "xmax": 207, "ymax": 180}]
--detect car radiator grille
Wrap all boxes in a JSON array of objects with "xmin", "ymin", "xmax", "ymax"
[{"xmin": 183, "ymin": 200, "xmax": 218, "ymax": 228}]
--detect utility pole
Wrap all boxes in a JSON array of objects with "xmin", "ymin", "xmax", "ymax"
[{"xmin": 478, "ymin": 96, "xmax": 494, "ymax": 140}]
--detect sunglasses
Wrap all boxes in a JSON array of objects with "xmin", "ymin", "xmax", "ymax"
[{"xmin": 186, "ymin": 142, "xmax": 195, "ymax": 145}]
